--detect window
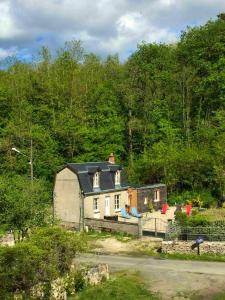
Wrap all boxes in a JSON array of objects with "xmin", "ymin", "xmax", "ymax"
[
  {"xmin": 154, "ymin": 190, "xmax": 160, "ymax": 202},
  {"xmin": 93, "ymin": 172, "xmax": 100, "ymax": 188},
  {"xmin": 115, "ymin": 170, "xmax": 121, "ymax": 185},
  {"xmin": 144, "ymin": 197, "xmax": 148, "ymax": 205},
  {"xmin": 114, "ymin": 194, "xmax": 120, "ymax": 210},
  {"xmin": 93, "ymin": 198, "xmax": 99, "ymax": 211}
]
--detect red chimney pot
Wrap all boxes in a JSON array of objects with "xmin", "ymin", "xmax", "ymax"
[{"xmin": 108, "ymin": 152, "xmax": 115, "ymax": 164}]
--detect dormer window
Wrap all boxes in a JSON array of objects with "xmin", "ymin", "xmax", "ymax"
[
  {"xmin": 93, "ymin": 172, "xmax": 100, "ymax": 188},
  {"xmin": 115, "ymin": 170, "xmax": 121, "ymax": 186}
]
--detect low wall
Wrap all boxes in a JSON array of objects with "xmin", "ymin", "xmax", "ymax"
[
  {"xmin": 162, "ymin": 241, "xmax": 225, "ymax": 255},
  {"xmin": 60, "ymin": 221, "xmax": 80, "ymax": 230},
  {"xmin": 84, "ymin": 218, "xmax": 141, "ymax": 236}
]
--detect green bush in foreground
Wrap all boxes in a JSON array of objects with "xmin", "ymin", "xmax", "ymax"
[
  {"xmin": 73, "ymin": 272, "xmax": 159, "ymax": 300},
  {"xmin": 0, "ymin": 227, "xmax": 87, "ymax": 298}
]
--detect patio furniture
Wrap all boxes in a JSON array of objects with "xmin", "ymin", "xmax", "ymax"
[
  {"xmin": 161, "ymin": 203, "xmax": 169, "ymax": 214},
  {"xmin": 131, "ymin": 207, "xmax": 142, "ymax": 218},
  {"xmin": 121, "ymin": 207, "xmax": 131, "ymax": 219},
  {"xmin": 186, "ymin": 204, "xmax": 192, "ymax": 216}
]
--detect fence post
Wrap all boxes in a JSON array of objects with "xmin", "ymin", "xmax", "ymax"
[
  {"xmin": 138, "ymin": 218, "xmax": 143, "ymax": 238},
  {"xmin": 155, "ymin": 218, "xmax": 157, "ymax": 237}
]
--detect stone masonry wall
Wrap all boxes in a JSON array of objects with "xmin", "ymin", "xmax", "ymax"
[
  {"xmin": 162, "ymin": 241, "xmax": 225, "ymax": 255},
  {"xmin": 84, "ymin": 217, "xmax": 141, "ymax": 236}
]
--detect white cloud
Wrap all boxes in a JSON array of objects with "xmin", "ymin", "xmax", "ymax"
[
  {"xmin": 0, "ymin": 47, "xmax": 17, "ymax": 59},
  {"xmin": 0, "ymin": 0, "xmax": 225, "ymax": 60}
]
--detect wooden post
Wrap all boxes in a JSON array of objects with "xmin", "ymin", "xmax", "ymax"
[
  {"xmin": 155, "ymin": 218, "xmax": 158, "ymax": 237},
  {"xmin": 138, "ymin": 218, "xmax": 142, "ymax": 238}
]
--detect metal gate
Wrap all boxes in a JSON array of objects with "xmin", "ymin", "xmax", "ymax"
[{"xmin": 142, "ymin": 217, "xmax": 168, "ymax": 237}]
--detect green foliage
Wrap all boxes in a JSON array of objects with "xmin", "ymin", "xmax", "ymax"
[
  {"xmin": 174, "ymin": 211, "xmax": 188, "ymax": 226},
  {"xmin": 74, "ymin": 272, "xmax": 159, "ymax": 300},
  {"xmin": 0, "ymin": 175, "xmax": 51, "ymax": 241},
  {"xmin": 175, "ymin": 208, "xmax": 225, "ymax": 227},
  {"xmin": 73, "ymin": 270, "xmax": 87, "ymax": 293},
  {"xmin": 1, "ymin": 14, "xmax": 225, "ymax": 236},
  {"xmin": 0, "ymin": 227, "xmax": 87, "ymax": 298},
  {"xmin": 148, "ymin": 201, "xmax": 154, "ymax": 213},
  {"xmin": 169, "ymin": 190, "xmax": 216, "ymax": 208}
]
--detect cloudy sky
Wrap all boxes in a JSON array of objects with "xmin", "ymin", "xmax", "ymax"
[{"xmin": 0, "ymin": 0, "xmax": 225, "ymax": 61}]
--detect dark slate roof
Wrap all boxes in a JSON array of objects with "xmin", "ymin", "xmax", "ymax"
[
  {"xmin": 65, "ymin": 162, "xmax": 128, "ymax": 195},
  {"xmin": 130, "ymin": 183, "xmax": 166, "ymax": 190}
]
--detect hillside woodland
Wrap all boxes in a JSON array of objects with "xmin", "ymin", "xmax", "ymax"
[{"xmin": 1, "ymin": 14, "xmax": 225, "ymax": 216}]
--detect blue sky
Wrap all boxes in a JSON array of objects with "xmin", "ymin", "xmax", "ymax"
[{"xmin": 0, "ymin": 0, "xmax": 225, "ymax": 61}]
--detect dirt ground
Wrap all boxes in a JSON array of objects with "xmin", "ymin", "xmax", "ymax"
[{"xmin": 91, "ymin": 236, "xmax": 162, "ymax": 255}]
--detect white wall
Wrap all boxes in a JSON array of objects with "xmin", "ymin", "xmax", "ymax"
[
  {"xmin": 84, "ymin": 190, "xmax": 129, "ymax": 219},
  {"xmin": 53, "ymin": 168, "xmax": 81, "ymax": 225}
]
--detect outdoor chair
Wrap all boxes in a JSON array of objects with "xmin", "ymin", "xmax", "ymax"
[
  {"xmin": 131, "ymin": 207, "xmax": 142, "ymax": 218},
  {"xmin": 161, "ymin": 203, "xmax": 169, "ymax": 214},
  {"xmin": 121, "ymin": 207, "xmax": 131, "ymax": 219}
]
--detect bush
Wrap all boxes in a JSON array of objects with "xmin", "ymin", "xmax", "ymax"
[
  {"xmin": 168, "ymin": 190, "xmax": 217, "ymax": 208},
  {"xmin": 187, "ymin": 215, "xmax": 210, "ymax": 227},
  {"xmin": 75, "ymin": 272, "xmax": 159, "ymax": 300},
  {"xmin": 0, "ymin": 226, "xmax": 87, "ymax": 298},
  {"xmin": 174, "ymin": 211, "xmax": 188, "ymax": 226},
  {"xmin": 148, "ymin": 201, "xmax": 154, "ymax": 213}
]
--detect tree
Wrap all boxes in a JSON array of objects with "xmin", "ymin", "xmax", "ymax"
[{"xmin": 0, "ymin": 175, "xmax": 50, "ymax": 242}]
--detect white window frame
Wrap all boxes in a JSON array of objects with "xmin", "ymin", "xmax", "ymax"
[
  {"xmin": 93, "ymin": 197, "xmax": 99, "ymax": 212},
  {"xmin": 144, "ymin": 197, "xmax": 148, "ymax": 205},
  {"xmin": 114, "ymin": 194, "xmax": 120, "ymax": 211},
  {"xmin": 154, "ymin": 190, "xmax": 160, "ymax": 202},
  {"xmin": 93, "ymin": 172, "xmax": 100, "ymax": 188},
  {"xmin": 115, "ymin": 170, "xmax": 121, "ymax": 186}
]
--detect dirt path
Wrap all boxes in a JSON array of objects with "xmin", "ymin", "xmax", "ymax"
[
  {"xmin": 91, "ymin": 236, "xmax": 162, "ymax": 254},
  {"xmin": 78, "ymin": 253, "xmax": 225, "ymax": 299}
]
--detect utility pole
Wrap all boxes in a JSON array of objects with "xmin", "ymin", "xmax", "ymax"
[{"xmin": 12, "ymin": 138, "xmax": 34, "ymax": 184}]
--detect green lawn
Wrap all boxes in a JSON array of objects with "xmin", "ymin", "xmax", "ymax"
[
  {"xmin": 85, "ymin": 230, "xmax": 135, "ymax": 243},
  {"xmin": 69, "ymin": 272, "xmax": 160, "ymax": 300}
]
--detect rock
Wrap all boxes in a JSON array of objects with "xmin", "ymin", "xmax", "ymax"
[
  {"xmin": 85, "ymin": 263, "xmax": 109, "ymax": 286},
  {"xmin": 162, "ymin": 241, "xmax": 225, "ymax": 255},
  {"xmin": 50, "ymin": 278, "xmax": 67, "ymax": 300}
]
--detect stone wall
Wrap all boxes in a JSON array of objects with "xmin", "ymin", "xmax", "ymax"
[
  {"xmin": 85, "ymin": 264, "xmax": 109, "ymax": 285},
  {"xmin": 162, "ymin": 241, "xmax": 225, "ymax": 255},
  {"xmin": 84, "ymin": 217, "xmax": 141, "ymax": 236},
  {"xmin": 27, "ymin": 263, "xmax": 109, "ymax": 300}
]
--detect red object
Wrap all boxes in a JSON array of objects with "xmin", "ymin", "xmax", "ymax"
[
  {"xmin": 186, "ymin": 204, "xmax": 192, "ymax": 216},
  {"xmin": 161, "ymin": 203, "xmax": 169, "ymax": 214}
]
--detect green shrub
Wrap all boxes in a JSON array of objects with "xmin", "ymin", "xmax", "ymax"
[
  {"xmin": 0, "ymin": 227, "xmax": 87, "ymax": 298},
  {"xmin": 187, "ymin": 215, "xmax": 210, "ymax": 227},
  {"xmin": 191, "ymin": 195, "xmax": 203, "ymax": 208},
  {"xmin": 174, "ymin": 211, "xmax": 188, "ymax": 226},
  {"xmin": 168, "ymin": 190, "xmax": 217, "ymax": 208},
  {"xmin": 148, "ymin": 201, "xmax": 154, "ymax": 213},
  {"xmin": 74, "ymin": 272, "xmax": 159, "ymax": 300}
]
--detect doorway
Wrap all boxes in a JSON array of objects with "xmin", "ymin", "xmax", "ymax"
[{"xmin": 105, "ymin": 196, "xmax": 110, "ymax": 216}]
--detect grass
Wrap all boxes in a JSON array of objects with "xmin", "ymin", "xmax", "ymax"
[
  {"xmin": 123, "ymin": 247, "xmax": 225, "ymax": 263},
  {"xmin": 211, "ymin": 292, "xmax": 225, "ymax": 300},
  {"xmin": 69, "ymin": 272, "xmax": 160, "ymax": 300},
  {"xmin": 85, "ymin": 230, "xmax": 135, "ymax": 243},
  {"xmin": 159, "ymin": 252, "xmax": 225, "ymax": 262}
]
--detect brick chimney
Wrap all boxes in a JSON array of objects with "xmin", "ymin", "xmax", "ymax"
[{"xmin": 108, "ymin": 152, "xmax": 115, "ymax": 164}]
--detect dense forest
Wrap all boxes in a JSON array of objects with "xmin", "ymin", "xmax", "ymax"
[{"xmin": 1, "ymin": 14, "xmax": 225, "ymax": 207}]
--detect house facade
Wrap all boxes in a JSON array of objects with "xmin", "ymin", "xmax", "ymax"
[
  {"xmin": 53, "ymin": 154, "xmax": 129, "ymax": 229},
  {"xmin": 53, "ymin": 153, "xmax": 167, "ymax": 229},
  {"xmin": 128, "ymin": 184, "xmax": 167, "ymax": 213}
]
